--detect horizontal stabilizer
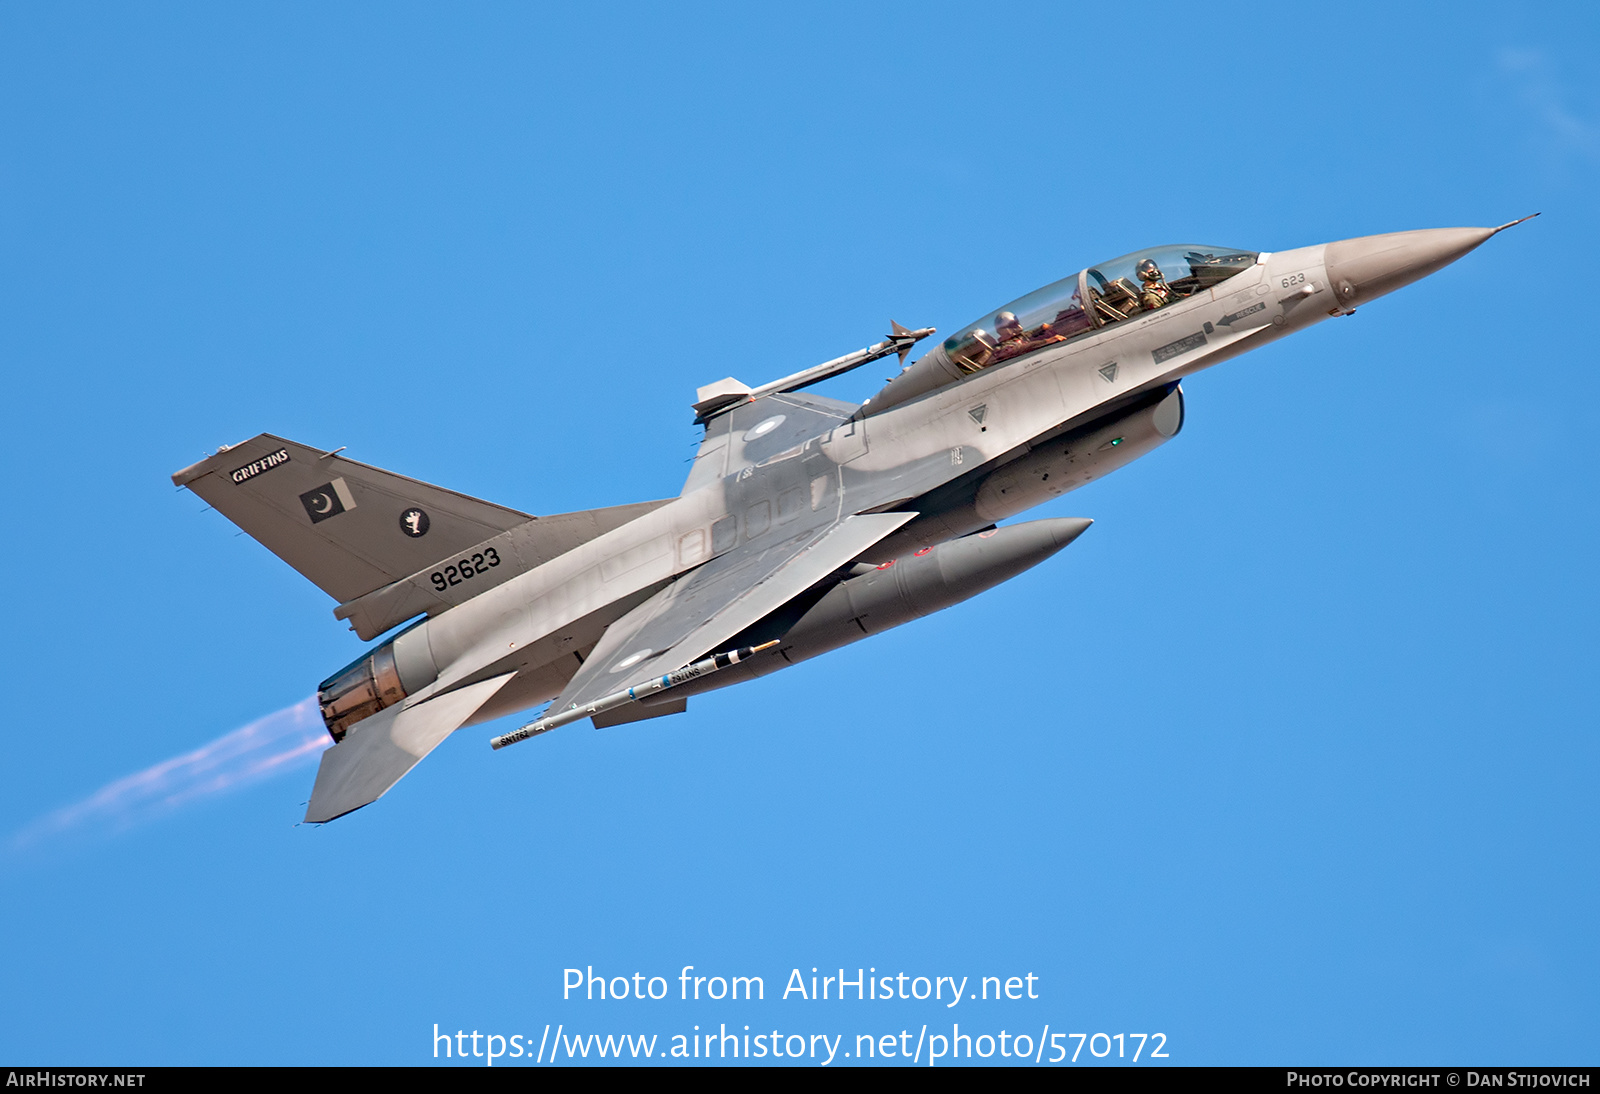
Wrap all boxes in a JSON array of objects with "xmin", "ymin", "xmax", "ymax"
[{"xmin": 305, "ymin": 674, "xmax": 514, "ymax": 823}]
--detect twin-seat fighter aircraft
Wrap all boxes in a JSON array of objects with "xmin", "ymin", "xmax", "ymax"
[{"xmin": 174, "ymin": 219, "xmax": 1532, "ymax": 822}]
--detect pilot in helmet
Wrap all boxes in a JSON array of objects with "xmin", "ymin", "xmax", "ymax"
[
  {"xmin": 1136, "ymin": 258, "xmax": 1172, "ymax": 311},
  {"xmin": 994, "ymin": 310, "xmax": 1025, "ymax": 343}
]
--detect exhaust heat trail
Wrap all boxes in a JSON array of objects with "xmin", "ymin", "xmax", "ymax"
[{"xmin": 12, "ymin": 697, "xmax": 329, "ymax": 848}]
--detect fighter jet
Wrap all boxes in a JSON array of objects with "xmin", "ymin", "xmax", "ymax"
[{"xmin": 173, "ymin": 218, "xmax": 1534, "ymax": 822}]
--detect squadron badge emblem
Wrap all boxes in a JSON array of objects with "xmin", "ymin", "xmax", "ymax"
[{"xmin": 400, "ymin": 508, "xmax": 430, "ymax": 538}]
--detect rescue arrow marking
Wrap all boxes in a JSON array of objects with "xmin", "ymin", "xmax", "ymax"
[{"xmin": 1217, "ymin": 301, "xmax": 1267, "ymax": 328}]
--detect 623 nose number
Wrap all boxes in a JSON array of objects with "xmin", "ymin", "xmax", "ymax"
[{"xmin": 430, "ymin": 547, "xmax": 501, "ymax": 591}]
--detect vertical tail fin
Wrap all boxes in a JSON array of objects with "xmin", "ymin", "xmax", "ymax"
[{"xmin": 173, "ymin": 434, "xmax": 531, "ymax": 604}]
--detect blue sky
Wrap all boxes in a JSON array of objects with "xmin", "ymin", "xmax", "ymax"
[{"xmin": 1, "ymin": 1, "xmax": 1595, "ymax": 1066}]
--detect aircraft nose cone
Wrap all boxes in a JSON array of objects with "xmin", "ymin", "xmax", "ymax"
[{"xmin": 1324, "ymin": 226, "xmax": 1497, "ymax": 308}]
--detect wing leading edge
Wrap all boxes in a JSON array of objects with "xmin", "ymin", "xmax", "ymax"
[{"xmin": 548, "ymin": 512, "xmax": 918, "ymax": 718}]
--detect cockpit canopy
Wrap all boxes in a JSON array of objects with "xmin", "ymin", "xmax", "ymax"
[{"xmin": 940, "ymin": 245, "xmax": 1258, "ymax": 373}]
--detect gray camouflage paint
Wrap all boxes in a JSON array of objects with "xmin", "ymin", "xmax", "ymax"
[{"xmin": 173, "ymin": 223, "xmax": 1522, "ymax": 820}]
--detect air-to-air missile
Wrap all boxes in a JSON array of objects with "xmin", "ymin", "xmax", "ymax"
[
  {"xmin": 491, "ymin": 640, "xmax": 781, "ymax": 748},
  {"xmin": 172, "ymin": 217, "xmax": 1536, "ymax": 821}
]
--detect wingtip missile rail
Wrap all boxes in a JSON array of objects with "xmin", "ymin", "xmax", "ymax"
[
  {"xmin": 489, "ymin": 640, "xmax": 782, "ymax": 750},
  {"xmin": 693, "ymin": 323, "xmax": 937, "ymax": 423},
  {"xmin": 747, "ymin": 321, "xmax": 936, "ymax": 401}
]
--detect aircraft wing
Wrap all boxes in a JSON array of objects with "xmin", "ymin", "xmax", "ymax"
[
  {"xmin": 682, "ymin": 391, "xmax": 859, "ymax": 495},
  {"xmin": 305, "ymin": 673, "xmax": 515, "ymax": 822},
  {"xmin": 549, "ymin": 511, "xmax": 917, "ymax": 716}
]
